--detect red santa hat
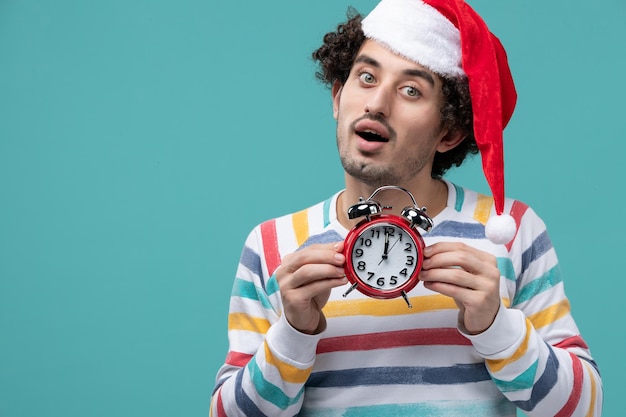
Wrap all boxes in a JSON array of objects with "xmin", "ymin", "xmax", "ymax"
[{"xmin": 362, "ymin": 0, "xmax": 518, "ymax": 244}]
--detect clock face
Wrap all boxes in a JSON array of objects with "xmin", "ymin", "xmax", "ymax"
[{"xmin": 344, "ymin": 216, "xmax": 424, "ymax": 298}]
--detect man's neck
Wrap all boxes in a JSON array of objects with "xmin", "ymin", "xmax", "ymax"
[{"xmin": 336, "ymin": 175, "xmax": 449, "ymax": 230}]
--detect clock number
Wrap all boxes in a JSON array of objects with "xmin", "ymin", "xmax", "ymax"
[
  {"xmin": 390, "ymin": 275, "xmax": 398, "ymax": 285},
  {"xmin": 357, "ymin": 261, "xmax": 366, "ymax": 271},
  {"xmin": 399, "ymin": 268, "xmax": 408, "ymax": 276},
  {"xmin": 355, "ymin": 248, "xmax": 364, "ymax": 257},
  {"xmin": 367, "ymin": 272, "xmax": 375, "ymax": 281},
  {"xmin": 377, "ymin": 277, "xmax": 385, "ymax": 287},
  {"xmin": 404, "ymin": 242, "xmax": 413, "ymax": 252},
  {"xmin": 370, "ymin": 229, "xmax": 380, "ymax": 239},
  {"xmin": 406, "ymin": 256, "xmax": 414, "ymax": 266},
  {"xmin": 359, "ymin": 238, "xmax": 372, "ymax": 247},
  {"xmin": 384, "ymin": 226, "xmax": 395, "ymax": 237}
]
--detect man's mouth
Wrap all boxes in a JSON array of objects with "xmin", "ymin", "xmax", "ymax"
[{"xmin": 356, "ymin": 129, "xmax": 389, "ymax": 142}]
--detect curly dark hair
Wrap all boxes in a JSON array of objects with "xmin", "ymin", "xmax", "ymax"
[{"xmin": 312, "ymin": 9, "xmax": 477, "ymax": 178}]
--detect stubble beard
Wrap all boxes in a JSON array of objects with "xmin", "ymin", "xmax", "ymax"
[
  {"xmin": 339, "ymin": 153, "xmax": 398, "ymax": 188},
  {"xmin": 337, "ymin": 131, "xmax": 434, "ymax": 189}
]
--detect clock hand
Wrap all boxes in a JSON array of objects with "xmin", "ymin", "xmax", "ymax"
[
  {"xmin": 378, "ymin": 230, "xmax": 391, "ymax": 265},
  {"xmin": 387, "ymin": 235, "xmax": 402, "ymax": 253},
  {"xmin": 383, "ymin": 230, "xmax": 390, "ymax": 259},
  {"xmin": 378, "ymin": 234, "xmax": 402, "ymax": 266}
]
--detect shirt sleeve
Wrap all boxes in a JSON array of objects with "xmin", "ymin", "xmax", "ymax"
[
  {"xmin": 209, "ymin": 225, "xmax": 322, "ymax": 417},
  {"xmin": 462, "ymin": 206, "xmax": 603, "ymax": 416}
]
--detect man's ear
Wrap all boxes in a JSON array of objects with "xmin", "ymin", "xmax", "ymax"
[
  {"xmin": 332, "ymin": 81, "xmax": 343, "ymax": 120},
  {"xmin": 436, "ymin": 129, "xmax": 466, "ymax": 153}
]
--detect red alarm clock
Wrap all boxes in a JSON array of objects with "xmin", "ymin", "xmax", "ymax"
[{"xmin": 342, "ymin": 186, "xmax": 433, "ymax": 308}]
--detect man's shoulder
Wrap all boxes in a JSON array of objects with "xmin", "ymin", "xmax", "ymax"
[
  {"xmin": 247, "ymin": 191, "xmax": 343, "ymax": 247},
  {"xmin": 446, "ymin": 182, "xmax": 548, "ymax": 252},
  {"xmin": 257, "ymin": 192, "xmax": 339, "ymax": 229},
  {"xmin": 242, "ymin": 192, "xmax": 343, "ymax": 274},
  {"xmin": 448, "ymin": 182, "xmax": 535, "ymax": 225}
]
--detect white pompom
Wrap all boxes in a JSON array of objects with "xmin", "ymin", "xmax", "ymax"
[{"xmin": 485, "ymin": 214, "xmax": 516, "ymax": 244}]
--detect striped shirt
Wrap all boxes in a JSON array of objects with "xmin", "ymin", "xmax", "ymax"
[{"xmin": 211, "ymin": 181, "xmax": 602, "ymax": 416}]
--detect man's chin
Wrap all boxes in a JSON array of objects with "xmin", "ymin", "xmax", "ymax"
[{"xmin": 341, "ymin": 159, "xmax": 399, "ymax": 188}]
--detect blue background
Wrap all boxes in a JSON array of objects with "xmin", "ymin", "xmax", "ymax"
[{"xmin": 1, "ymin": 0, "xmax": 624, "ymax": 415}]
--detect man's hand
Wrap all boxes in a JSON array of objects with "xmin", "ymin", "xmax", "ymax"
[
  {"xmin": 419, "ymin": 242, "xmax": 501, "ymax": 334},
  {"xmin": 275, "ymin": 242, "xmax": 347, "ymax": 334}
]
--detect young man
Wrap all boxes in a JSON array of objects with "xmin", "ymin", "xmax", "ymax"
[{"xmin": 210, "ymin": 0, "xmax": 603, "ymax": 415}]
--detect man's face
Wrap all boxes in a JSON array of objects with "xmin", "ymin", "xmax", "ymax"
[{"xmin": 333, "ymin": 39, "xmax": 456, "ymax": 188}]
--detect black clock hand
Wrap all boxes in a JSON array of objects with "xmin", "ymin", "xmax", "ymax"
[
  {"xmin": 378, "ymin": 230, "xmax": 392, "ymax": 265},
  {"xmin": 382, "ymin": 230, "xmax": 390, "ymax": 259},
  {"xmin": 378, "ymin": 230, "xmax": 398, "ymax": 265},
  {"xmin": 378, "ymin": 234, "xmax": 403, "ymax": 266}
]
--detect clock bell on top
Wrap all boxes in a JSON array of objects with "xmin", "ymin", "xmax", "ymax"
[{"xmin": 362, "ymin": 0, "xmax": 518, "ymax": 244}]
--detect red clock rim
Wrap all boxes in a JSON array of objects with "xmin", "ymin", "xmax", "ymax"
[{"xmin": 343, "ymin": 214, "xmax": 425, "ymax": 299}]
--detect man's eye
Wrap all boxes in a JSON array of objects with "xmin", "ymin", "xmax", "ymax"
[
  {"xmin": 403, "ymin": 86, "xmax": 420, "ymax": 97},
  {"xmin": 359, "ymin": 73, "xmax": 375, "ymax": 84}
]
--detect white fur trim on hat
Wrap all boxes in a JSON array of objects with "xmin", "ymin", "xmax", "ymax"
[{"xmin": 362, "ymin": 0, "xmax": 464, "ymax": 77}]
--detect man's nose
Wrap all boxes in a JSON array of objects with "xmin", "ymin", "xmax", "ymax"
[{"xmin": 364, "ymin": 87, "xmax": 391, "ymax": 118}]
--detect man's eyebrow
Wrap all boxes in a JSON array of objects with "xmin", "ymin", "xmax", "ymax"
[
  {"xmin": 354, "ymin": 54, "xmax": 380, "ymax": 68},
  {"xmin": 403, "ymin": 69, "xmax": 435, "ymax": 87},
  {"xmin": 354, "ymin": 54, "xmax": 436, "ymax": 87}
]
